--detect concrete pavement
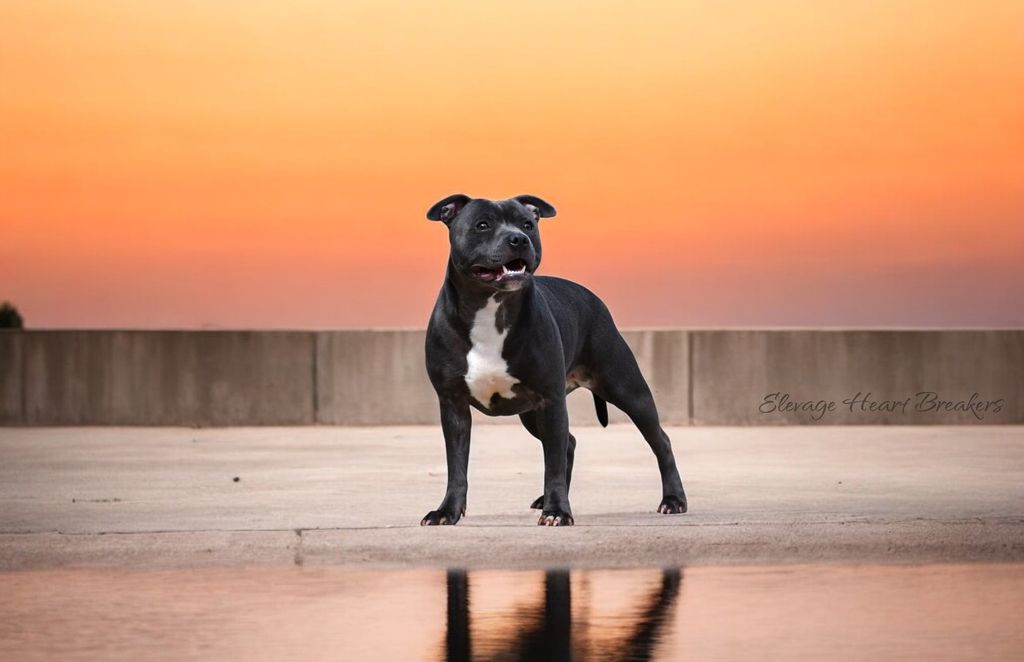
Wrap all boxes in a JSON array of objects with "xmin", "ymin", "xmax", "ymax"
[{"xmin": 0, "ymin": 425, "xmax": 1022, "ymax": 569}]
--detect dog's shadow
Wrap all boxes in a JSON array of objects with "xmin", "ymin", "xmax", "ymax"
[{"xmin": 444, "ymin": 567, "xmax": 682, "ymax": 661}]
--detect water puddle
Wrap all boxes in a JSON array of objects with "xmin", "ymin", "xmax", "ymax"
[{"xmin": 1, "ymin": 564, "xmax": 1021, "ymax": 660}]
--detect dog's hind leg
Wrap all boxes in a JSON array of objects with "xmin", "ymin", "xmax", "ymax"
[
  {"xmin": 520, "ymin": 410, "xmax": 576, "ymax": 510},
  {"xmin": 590, "ymin": 335, "xmax": 687, "ymax": 514}
]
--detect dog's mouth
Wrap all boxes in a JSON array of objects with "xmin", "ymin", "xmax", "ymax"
[{"xmin": 470, "ymin": 258, "xmax": 529, "ymax": 284}]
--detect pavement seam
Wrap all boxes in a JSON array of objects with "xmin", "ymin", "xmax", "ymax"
[{"xmin": 3, "ymin": 516, "xmax": 1022, "ymax": 536}]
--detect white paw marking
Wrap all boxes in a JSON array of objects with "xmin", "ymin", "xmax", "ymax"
[{"xmin": 465, "ymin": 296, "xmax": 519, "ymax": 408}]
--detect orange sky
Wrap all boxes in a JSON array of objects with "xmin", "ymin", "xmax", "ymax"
[{"xmin": 3, "ymin": 0, "xmax": 1023, "ymax": 328}]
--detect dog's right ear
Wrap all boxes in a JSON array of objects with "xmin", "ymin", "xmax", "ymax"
[{"xmin": 427, "ymin": 194, "xmax": 471, "ymax": 224}]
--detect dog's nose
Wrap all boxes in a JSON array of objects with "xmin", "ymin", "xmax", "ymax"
[{"xmin": 508, "ymin": 232, "xmax": 528, "ymax": 248}]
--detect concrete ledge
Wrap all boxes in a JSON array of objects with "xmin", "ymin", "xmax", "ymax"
[
  {"xmin": 1, "ymin": 329, "xmax": 1021, "ymax": 425},
  {"xmin": 0, "ymin": 333, "xmax": 22, "ymax": 424},
  {"xmin": 692, "ymin": 330, "xmax": 1023, "ymax": 424},
  {"xmin": 316, "ymin": 330, "xmax": 436, "ymax": 425},
  {"xmin": 3, "ymin": 520, "xmax": 1021, "ymax": 570},
  {"xmin": 11, "ymin": 331, "xmax": 315, "ymax": 425}
]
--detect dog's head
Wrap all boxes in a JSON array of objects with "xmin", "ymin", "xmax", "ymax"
[{"xmin": 427, "ymin": 194, "xmax": 556, "ymax": 292}]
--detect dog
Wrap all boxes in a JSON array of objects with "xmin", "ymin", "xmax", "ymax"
[{"xmin": 421, "ymin": 194, "xmax": 687, "ymax": 526}]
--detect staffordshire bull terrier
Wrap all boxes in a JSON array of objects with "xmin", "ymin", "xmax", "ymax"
[{"xmin": 421, "ymin": 194, "xmax": 687, "ymax": 526}]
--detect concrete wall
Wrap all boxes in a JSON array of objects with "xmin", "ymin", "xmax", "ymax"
[
  {"xmin": 1, "ymin": 329, "xmax": 1020, "ymax": 426},
  {"xmin": 4, "ymin": 331, "xmax": 315, "ymax": 425},
  {"xmin": 691, "ymin": 330, "xmax": 1022, "ymax": 424},
  {"xmin": 315, "ymin": 331, "xmax": 436, "ymax": 425}
]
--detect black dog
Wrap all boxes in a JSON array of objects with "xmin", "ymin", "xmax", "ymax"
[{"xmin": 421, "ymin": 194, "xmax": 687, "ymax": 526}]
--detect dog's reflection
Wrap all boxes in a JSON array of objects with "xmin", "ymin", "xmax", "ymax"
[{"xmin": 444, "ymin": 568, "xmax": 682, "ymax": 662}]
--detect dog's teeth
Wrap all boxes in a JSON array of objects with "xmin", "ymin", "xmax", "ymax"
[{"xmin": 498, "ymin": 264, "xmax": 526, "ymax": 279}]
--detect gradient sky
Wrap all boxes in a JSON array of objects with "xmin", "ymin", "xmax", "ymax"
[{"xmin": 3, "ymin": 0, "xmax": 1022, "ymax": 328}]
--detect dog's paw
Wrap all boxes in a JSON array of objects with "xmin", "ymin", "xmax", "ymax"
[
  {"xmin": 420, "ymin": 509, "xmax": 463, "ymax": 526},
  {"xmin": 657, "ymin": 494, "xmax": 687, "ymax": 514},
  {"xmin": 538, "ymin": 509, "xmax": 575, "ymax": 527},
  {"xmin": 529, "ymin": 495, "xmax": 544, "ymax": 510}
]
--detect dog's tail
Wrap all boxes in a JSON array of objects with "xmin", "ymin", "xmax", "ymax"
[{"xmin": 593, "ymin": 393, "xmax": 609, "ymax": 427}]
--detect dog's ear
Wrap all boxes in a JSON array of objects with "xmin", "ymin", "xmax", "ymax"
[
  {"xmin": 513, "ymin": 195, "xmax": 556, "ymax": 220},
  {"xmin": 427, "ymin": 194, "xmax": 471, "ymax": 224}
]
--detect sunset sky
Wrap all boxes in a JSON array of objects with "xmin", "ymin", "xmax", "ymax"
[{"xmin": 3, "ymin": 0, "xmax": 1022, "ymax": 328}]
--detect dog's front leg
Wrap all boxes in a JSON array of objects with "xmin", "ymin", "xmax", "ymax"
[
  {"xmin": 536, "ymin": 398, "xmax": 574, "ymax": 526},
  {"xmin": 421, "ymin": 398, "xmax": 472, "ymax": 526}
]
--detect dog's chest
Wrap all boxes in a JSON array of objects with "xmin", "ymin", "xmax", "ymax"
[{"xmin": 464, "ymin": 297, "xmax": 519, "ymax": 407}]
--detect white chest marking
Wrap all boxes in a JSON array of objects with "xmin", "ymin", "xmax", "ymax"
[{"xmin": 465, "ymin": 296, "xmax": 519, "ymax": 407}]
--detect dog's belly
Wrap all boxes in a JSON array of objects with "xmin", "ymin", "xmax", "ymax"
[
  {"xmin": 565, "ymin": 367, "xmax": 594, "ymax": 393},
  {"xmin": 469, "ymin": 391, "xmax": 535, "ymax": 416}
]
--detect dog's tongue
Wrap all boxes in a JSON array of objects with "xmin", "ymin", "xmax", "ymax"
[
  {"xmin": 472, "ymin": 261, "xmax": 526, "ymax": 282},
  {"xmin": 472, "ymin": 266, "xmax": 499, "ymax": 281}
]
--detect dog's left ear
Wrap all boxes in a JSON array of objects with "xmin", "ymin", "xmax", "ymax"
[
  {"xmin": 427, "ymin": 194, "xmax": 471, "ymax": 224},
  {"xmin": 513, "ymin": 195, "xmax": 556, "ymax": 220}
]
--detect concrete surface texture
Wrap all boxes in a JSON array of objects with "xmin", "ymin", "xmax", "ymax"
[
  {"xmin": 2, "ymin": 329, "xmax": 1022, "ymax": 426},
  {"xmin": 1, "ymin": 425, "xmax": 1021, "ymax": 569}
]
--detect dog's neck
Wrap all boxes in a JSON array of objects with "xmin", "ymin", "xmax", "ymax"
[{"xmin": 443, "ymin": 258, "xmax": 532, "ymax": 335}]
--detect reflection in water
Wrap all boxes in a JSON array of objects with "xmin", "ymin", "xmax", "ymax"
[
  {"xmin": 447, "ymin": 570, "xmax": 472, "ymax": 661},
  {"xmin": 445, "ymin": 568, "xmax": 681, "ymax": 662},
  {"xmin": 2, "ymin": 564, "xmax": 1023, "ymax": 661}
]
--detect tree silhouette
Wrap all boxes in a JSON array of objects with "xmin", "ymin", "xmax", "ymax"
[{"xmin": 0, "ymin": 302, "xmax": 23, "ymax": 328}]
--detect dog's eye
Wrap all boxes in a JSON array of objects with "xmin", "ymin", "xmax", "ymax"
[
  {"xmin": 476, "ymin": 220, "xmax": 490, "ymax": 231},
  {"xmin": 523, "ymin": 221, "xmax": 534, "ymax": 231}
]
